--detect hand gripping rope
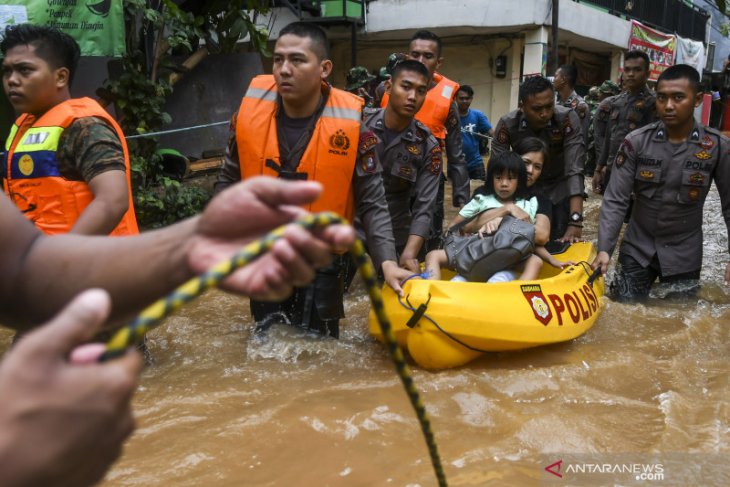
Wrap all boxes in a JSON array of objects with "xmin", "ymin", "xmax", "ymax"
[{"xmin": 101, "ymin": 212, "xmax": 448, "ymax": 487}]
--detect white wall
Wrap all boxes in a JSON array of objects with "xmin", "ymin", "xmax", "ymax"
[
  {"xmin": 254, "ymin": 0, "xmax": 633, "ymax": 121},
  {"xmin": 366, "ymin": 0, "xmax": 630, "ymax": 50},
  {"xmin": 330, "ymin": 35, "xmax": 521, "ymax": 124}
]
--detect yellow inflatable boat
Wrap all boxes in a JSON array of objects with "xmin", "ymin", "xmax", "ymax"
[{"xmin": 369, "ymin": 242, "xmax": 605, "ymax": 369}]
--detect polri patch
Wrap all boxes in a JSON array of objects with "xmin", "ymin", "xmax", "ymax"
[
  {"xmin": 362, "ymin": 151, "xmax": 377, "ymax": 173},
  {"xmin": 497, "ymin": 127, "xmax": 509, "ymax": 144},
  {"xmin": 563, "ymin": 118, "xmax": 574, "ymax": 135},
  {"xmin": 359, "ymin": 131, "xmax": 378, "ymax": 152},
  {"xmin": 430, "ymin": 146, "xmax": 442, "ymax": 175},
  {"xmin": 701, "ymin": 135, "xmax": 715, "ymax": 150},
  {"xmin": 687, "ymin": 187, "xmax": 701, "ymax": 201},
  {"xmin": 688, "ymin": 172, "xmax": 705, "ymax": 185}
]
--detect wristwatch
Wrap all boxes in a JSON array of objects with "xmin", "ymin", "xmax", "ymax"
[{"xmin": 570, "ymin": 212, "xmax": 584, "ymax": 223}]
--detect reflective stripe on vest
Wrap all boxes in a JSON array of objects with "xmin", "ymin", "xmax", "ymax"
[
  {"xmin": 236, "ymin": 75, "xmax": 363, "ymax": 220},
  {"xmin": 380, "ymin": 72, "xmax": 458, "ymax": 139},
  {"xmin": 3, "ymin": 98, "xmax": 139, "ymax": 236}
]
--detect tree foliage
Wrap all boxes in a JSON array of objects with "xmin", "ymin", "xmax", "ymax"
[{"xmin": 102, "ymin": 0, "xmax": 271, "ymax": 228}]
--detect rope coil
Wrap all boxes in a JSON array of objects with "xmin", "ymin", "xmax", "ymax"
[{"xmin": 102, "ymin": 212, "xmax": 448, "ymax": 487}]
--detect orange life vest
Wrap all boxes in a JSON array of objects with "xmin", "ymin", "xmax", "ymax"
[
  {"xmin": 3, "ymin": 98, "xmax": 139, "ymax": 236},
  {"xmin": 236, "ymin": 75, "xmax": 363, "ymax": 220},
  {"xmin": 381, "ymin": 72, "xmax": 458, "ymax": 140}
]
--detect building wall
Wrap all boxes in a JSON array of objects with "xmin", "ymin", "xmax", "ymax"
[
  {"xmin": 694, "ymin": 0, "xmax": 730, "ymax": 71},
  {"xmin": 255, "ymin": 0, "xmax": 634, "ymax": 121},
  {"xmin": 330, "ymin": 35, "xmax": 522, "ymax": 124}
]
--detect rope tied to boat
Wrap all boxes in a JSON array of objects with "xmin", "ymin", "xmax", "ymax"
[
  {"xmin": 101, "ymin": 212, "xmax": 448, "ymax": 487},
  {"xmin": 396, "ymin": 260, "xmax": 603, "ymax": 354}
]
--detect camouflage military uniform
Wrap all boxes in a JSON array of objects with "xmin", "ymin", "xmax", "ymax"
[
  {"xmin": 598, "ymin": 123, "xmax": 730, "ymax": 298},
  {"xmin": 345, "ymin": 66, "xmax": 376, "ymax": 107},
  {"xmin": 358, "ymin": 108, "xmax": 441, "ymax": 249},
  {"xmin": 491, "ymin": 105, "xmax": 586, "ymax": 240},
  {"xmin": 52, "ymin": 117, "xmax": 126, "ymax": 181}
]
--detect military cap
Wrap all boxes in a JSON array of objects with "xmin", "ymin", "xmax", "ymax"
[
  {"xmin": 599, "ymin": 80, "xmax": 620, "ymax": 95},
  {"xmin": 378, "ymin": 52, "xmax": 406, "ymax": 80},
  {"xmin": 346, "ymin": 66, "xmax": 376, "ymax": 91}
]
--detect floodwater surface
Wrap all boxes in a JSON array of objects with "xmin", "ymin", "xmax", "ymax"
[{"xmin": 2, "ymin": 181, "xmax": 728, "ymax": 486}]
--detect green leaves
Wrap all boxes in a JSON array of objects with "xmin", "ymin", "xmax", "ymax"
[{"xmin": 111, "ymin": 0, "xmax": 271, "ymax": 227}]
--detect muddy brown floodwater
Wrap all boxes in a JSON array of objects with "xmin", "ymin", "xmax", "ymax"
[{"xmin": 2, "ymin": 179, "xmax": 729, "ymax": 486}]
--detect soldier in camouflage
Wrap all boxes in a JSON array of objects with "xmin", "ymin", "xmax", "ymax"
[
  {"xmin": 585, "ymin": 80, "xmax": 621, "ymax": 176},
  {"xmin": 345, "ymin": 65, "xmax": 376, "ymax": 107}
]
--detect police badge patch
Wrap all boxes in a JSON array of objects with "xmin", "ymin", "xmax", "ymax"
[
  {"xmin": 701, "ymin": 135, "xmax": 715, "ymax": 150},
  {"xmin": 430, "ymin": 146, "xmax": 442, "ymax": 175},
  {"xmin": 694, "ymin": 150, "xmax": 712, "ymax": 160},
  {"xmin": 615, "ymin": 151, "xmax": 626, "ymax": 167},
  {"xmin": 359, "ymin": 131, "xmax": 378, "ymax": 152},
  {"xmin": 497, "ymin": 127, "xmax": 509, "ymax": 144},
  {"xmin": 329, "ymin": 129, "xmax": 351, "ymax": 151},
  {"xmin": 407, "ymin": 144, "xmax": 421, "ymax": 155},
  {"xmin": 362, "ymin": 151, "xmax": 376, "ymax": 173},
  {"xmin": 689, "ymin": 172, "xmax": 705, "ymax": 185},
  {"xmin": 563, "ymin": 118, "xmax": 573, "ymax": 135}
]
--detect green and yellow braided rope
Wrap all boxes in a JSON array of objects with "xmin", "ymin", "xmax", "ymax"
[{"xmin": 102, "ymin": 211, "xmax": 447, "ymax": 487}]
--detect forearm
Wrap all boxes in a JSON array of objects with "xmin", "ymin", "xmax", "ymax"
[
  {"xmin": 402, "ymin": 234, "xmax": 425, "ymax": 259},
  {"xmin": 214, "ymin": 134, "xmax": 242, "ymax": 195},
  {"xmin": 6, "ymin": 218, "xmax": 197, "ymax": 331},
  {"xmin": 533, "ymin": 214, "xmax": 550, "ymax": 246},
  {"xmin": 569, "ymin": 194, "xmax": 583, "ymax": 215},
  {"xmin": 70, "ymin": 197, "xmax": 128, "ymax": 235},
  {"xmin": 462, "ymin": 207, "xmax": 508, "ymax": 233}
]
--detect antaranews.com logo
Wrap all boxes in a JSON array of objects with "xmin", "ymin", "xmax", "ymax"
[
  {"xmin": 540, "ymin": 453, "xmax": 730, "ymax": 485},
  {"xmin": 543, "ymin": 458, "xmax": 664, "ymax": 483}
]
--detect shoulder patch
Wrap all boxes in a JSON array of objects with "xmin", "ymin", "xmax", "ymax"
[
  {"xmin": 701, "ymin": 135, "xmax": 715, "ymax": 150},
  {"xmin": 430, "ymin": 146, "xmax": 442, "ymax": 175},
  {"xmin": 563, "ymin": 117, "xmax": 574, "ymax": 135},
  {"xmin": 577, "ymin": 105, "xmax": 587, "ymax": 119},
  {"xmin": 497, "ymin": 126, "xmax": 510, "ymax": 144},
  {"xmin": 359, "ymin": 131, "xmax": 378, "ymax": 152},
  {"xmin": 362, "ymin": 150, "xmax": 377, "ymax": 173}
]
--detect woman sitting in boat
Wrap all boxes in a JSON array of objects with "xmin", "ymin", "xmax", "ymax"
[{"xmin": 425, "ymin": 144, "xmax": 571, "ymax": 282}]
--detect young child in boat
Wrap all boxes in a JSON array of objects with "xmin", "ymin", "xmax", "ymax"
[{"xmin": 424, "ymin": 151, "xmax": 571, "ymax": 282}]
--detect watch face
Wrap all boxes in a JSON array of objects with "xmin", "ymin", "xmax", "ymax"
[{"xmin": 570, "ymin": 212, "xmax": 582, "ymax": 222}]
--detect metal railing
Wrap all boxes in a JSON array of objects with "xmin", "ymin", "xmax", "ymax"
[{"xmin": 575, "ymin": 0, "xmax": 709, "ymax": 42}]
